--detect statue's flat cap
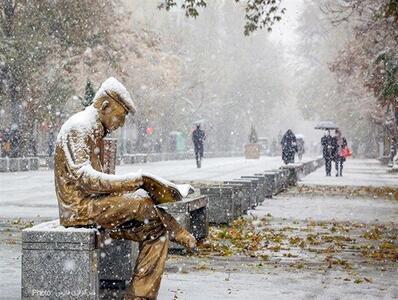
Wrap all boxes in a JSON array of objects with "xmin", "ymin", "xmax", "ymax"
[{"xmin": 94, "ymin": 77, "xmax": 136, "ymax": 113}]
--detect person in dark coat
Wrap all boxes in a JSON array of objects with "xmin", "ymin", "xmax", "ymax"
[
  {"xmin": 321, "ymin": 130, "xmax": 334, "ymax": 176},
  {"xmin": 192, "ymin": 124, "xmax": 205, "ymax": 168},
  {"xmin": 281, "ymin": 129, "xmax": 297, "ymax": 164},
  {"xmin": 296, "ymin": 137, "xmax": 305, "ymax": 161},
  {"xmin": 333, "ymin": 129, "xmax": 348, "ymax": 176}
]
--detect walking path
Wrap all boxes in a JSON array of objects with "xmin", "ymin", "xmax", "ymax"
[
  {"xmin": 0, "ymin": 156, "xmax": 295, "ymax": 220},
  {"xmin": 0, "ymin": 158, "xmax": 397, "ymax": 299},
  {"xmin": 300, "ymin": 159, "xmax": 398, "ymax": 188},
  {"xmin": 158, "ymin": 159, "xmax": 398, "ymax": 299}
]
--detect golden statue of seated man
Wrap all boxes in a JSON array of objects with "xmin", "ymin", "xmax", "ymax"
[{"xmin": 54, "ymin": 77, "xmax": 196, "ymax": 300}]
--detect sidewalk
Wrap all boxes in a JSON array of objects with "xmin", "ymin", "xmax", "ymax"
[
  {"xmin": 158, "ymin": 159, "xmax": 398, "ymax": 299},
  {"xmin": 300, "ymin": 159, "xmax": 398, "ymax": 188},
  {"xmin": 0, "ymin": 159, "xmax": 397, "ymax": 299}
]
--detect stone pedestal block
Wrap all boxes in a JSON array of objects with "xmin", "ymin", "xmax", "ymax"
[
  {"xmin": 134, "ymin": 154, "xmax": 147, "ymax": 163},
  {"xmin": 46, "ymin": 157, "xmax": 54, "ymax": 170},
  {"xmin": 122, "ymin": 154, "xmax": 134, "ymax": 165},
  {"xmin": 22, "ymin": 220, "xmax": 99, "ymax": 300},
  {"xmin": 147, "ymin": 153, "xmax": 161, "ymax": 162},
  {"xmin": 199, "ymin": 185, "xmax": 236, "ymax": 224},
  {"xmin": 253, "ymin": 173, "xmax": 269, "ymax": 201},
  {"xmin": 20, "ymin": 158, "xmax": 30, "ymax": 171},
  {"xmin": 30, "ymin": 157, "xmax": 39, "ymax": 170},
  {"xmin": 160, "ymin": 195, "xmax": 208, "ymax": 249},
  {"xmin": 9, "ymin": 158, "xmax": 20, "ymax": 172},
  {"xmin": 241, "ymin": 176, "xmax": 264, "ymax": 206},
  {"xmin": 270, "ymin": 169, "xmax": 284, "ymax": 194},
  {"xmin": 280, "ymin": 168, "xmax": 290, "ymax": 190},
  {"xmin": 97, "ymin": 235, "xmax": 138, "ymax": 290},
  {"xmin": 223, "ymin": 180, "xmax": 253, "ymax": 213},
  {"xmin": 263, "ymin": 171, "xmax": 277, "ymax": 198},
  {"xmin": 22, "ymin": 220, "xmax": 139, "ymax": 299},
  {"xmin": 281, "ymin": 163, "xmax": 304, "ymax": 186},
  {"xmin": 0, "ymin": 158, "xmax": 9, "ymax": 172}
]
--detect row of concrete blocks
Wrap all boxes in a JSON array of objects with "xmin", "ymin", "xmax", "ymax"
[
  {"xmin": 0, "ymin": 157, "xmax": 39, "ymax": 172},
  {"xmin": 194, "ymin": 170, "xmax": 287, "ymax": 225},
  {"xmin": 21, "ymin": 195, "xmax": 208, "ymax": 300},
  {"xmin": 188, "ymin": 157, "xmax": 324, "ymax": 225}
]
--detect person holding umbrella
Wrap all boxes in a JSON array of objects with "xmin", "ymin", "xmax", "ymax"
[{"xmin": 321, "ymin": 130, "xmax": 334, "ymax": 176}]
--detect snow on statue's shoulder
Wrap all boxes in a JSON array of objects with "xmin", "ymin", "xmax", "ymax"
[{"xmin": 57, "ymin": 106, "xmax": 99, "ymax": 143}]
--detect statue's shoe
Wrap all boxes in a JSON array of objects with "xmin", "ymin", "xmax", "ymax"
[{"xmin": 171, "ymin": 230, "xmax": 197, "ymax": 253}]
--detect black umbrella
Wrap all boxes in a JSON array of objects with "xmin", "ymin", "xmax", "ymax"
[{"xmin": 314, "ymin": 121, "xmax": 338, "ymax": 130}]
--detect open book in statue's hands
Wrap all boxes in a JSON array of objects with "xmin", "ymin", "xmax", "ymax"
[{"xmin": 142, "ymin": 173, "xmax": 194, "ymax": 204}]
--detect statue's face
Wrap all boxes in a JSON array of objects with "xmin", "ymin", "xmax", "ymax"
[{"xmin": 100, "ymin": 98, "xmax": 128, "ymax": 133}]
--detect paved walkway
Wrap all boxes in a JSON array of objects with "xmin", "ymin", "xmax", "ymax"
[
  {"xmin": 158, "ymin": 159, "xmax": 398, "ymax": 299},
  {"xmin": 0, "ymin": 158, "xmax": 397, "ymax": 299},
  {"xmin": 300, "ymin": 159, "xmax": 398, "ymax": 188},
  {"xmin": 0, "ymin": 156, "xmax": 300, "ymax": 220}
]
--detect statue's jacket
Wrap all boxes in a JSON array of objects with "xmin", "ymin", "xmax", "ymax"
[{"xmin": 54, "ymin": 106, "xmax": 143, "ymax": 227}]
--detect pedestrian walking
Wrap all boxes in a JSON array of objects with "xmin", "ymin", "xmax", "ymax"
[
  {"xmin": 281, "ymin": 129, "xmax": 297, "ymax": 164},
  {"xmin": 192, "ymin": 124, "xmax": 205, "ymax": 168},
  {"xmin": 333, "ymin": 129, "xmax": 348, "ymax": 176},
  {"xmin": 48, "ymin": 129, "xmax": 55, "ymax": 157},
  {"xmin": 321, "ymin": 130, "xmax": 334, "ymax": 176},
  {"xmin": 296, "ymin": 135, "xmax": 305, "ymax": 161}
]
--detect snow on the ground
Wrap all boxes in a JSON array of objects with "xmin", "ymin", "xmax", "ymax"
[
  {"xmin": 0, "ymin": 156, "xmax": 293, "ymax": 220},
  {"xmin": 159, "ymin": 268, "xmax": 398, "ymax": 300},
  {"xmin": 1, "ymin": 157, "xmax": 397, "ymax": 299},
  {"xmin": 300, "ymin": 159, "xmax": 398, "ymax": 188},
  {"xmin": 117, "ymin": 155, "xmax": 289, "ymax": 181},
  {"xmin": 254, "ymin": 194, "xmax": 398, "ymax": 223}
]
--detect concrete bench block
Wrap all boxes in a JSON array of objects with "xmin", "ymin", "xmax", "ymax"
[
  {"xmin": 263, "ymin": 171, "xmax": 276, "ymax": 198},
  {"xmin": 46, "ymin": 157, "xmax": 54, "ymax": 170},
  {"xmin": 199, "ymin": 185, "xmax": 236, "ymax": 224},
  {"xmin": 0, "ymin": 158, "xmax": 9, "ymax": 172},
  {"xmin": 97, "ymin": 234, "xmax": 138, "ymax": 290},
  {"xmin": 160, "ymin": 195, "xmax": 208, "ymax": 249},
  {"xmin": 270, "ymin": 170, "xmax": 284, "ymax": 194},
  {"xmin": 254, "ymin": 174, "xmax": 269, "ymax": 202},
  {"xmin": 22, "ymin": 220, "xmax": 137, "ymax": 299},
  {"xmin": 147, "ymin": 153, "xmax": 161, "ymax": 162},
  {"xmin": 9, "ymin": 158, "xmax": 20, "ymax": 172},
  {"xmin": 223, "ymin": 180, "xmax": 253, "ymax": 213},
  {"xmin": 280, "ymin": 168, "xmax": 290, "ymax": 189},
  {"xmin": 241, "ymin": 176, "xmax": 265, "ymax": 206},
  {"xmin": 122, "ymin": 154, "xmax": 135, "ymax": 164},
  {"xmin": 22, "ymin": 220, "xmax": 99, "ymax": 299},
  {"xmin": 271, "ymin": 169, "xmax": 288, "ymax": 194},
  {"xmin": 134, "ymin": 154, "xmax": 147, "ymax": 163},
  {"xmin": 20, "ymin": 158, "xmax": 30, "ymax": 171},
  {"xmin": 281, "ymin": 163, "xmax": 304, "ymax": 186},
  {"xmin": 29, "ymin": 157, "xmax": 39, "ymax": 170}
]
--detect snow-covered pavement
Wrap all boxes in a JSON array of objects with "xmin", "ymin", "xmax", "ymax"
[
  {"xmin": 0, "ymin": 157, "xmax": 397, "ymax": 299},
  {"xmin": 300, "ymin": 159, "xmax": 398, "ymax": 188},
  {"xmin": 0, "ymin": 156, "xmax": 289, "ymax": 220}
]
